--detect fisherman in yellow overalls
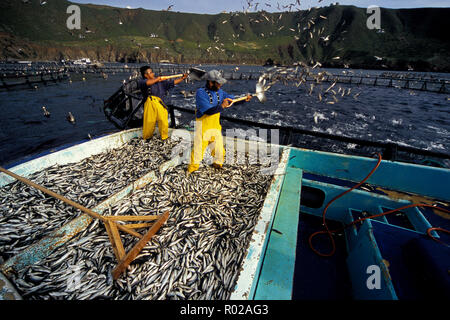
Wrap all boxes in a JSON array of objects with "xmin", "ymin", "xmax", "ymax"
[
  {"xmin": 187, "ymin": 70, "xmax": 252, "ymax": 173},
  {"xmin": 139, "ymin": 66, "xmax": 187, "ymax": 140}
]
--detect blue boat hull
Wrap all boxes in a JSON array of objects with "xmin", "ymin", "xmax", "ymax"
[{"xmin": 251, "ymin": 147, "xmax": 450, "ymax": 300}]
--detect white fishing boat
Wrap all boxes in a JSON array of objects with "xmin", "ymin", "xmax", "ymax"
[{"xmin": 73, "ymin": 58, "xmax": 92, "ymax": 65}]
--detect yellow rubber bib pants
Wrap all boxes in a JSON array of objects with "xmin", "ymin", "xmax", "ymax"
[
  {"xmin": 142, "ymin": 96, "xmax": 169, "ymax": 140},
  {"xmin": 187, "ymin": 112, "xmax": 225, "ymax": 173}
]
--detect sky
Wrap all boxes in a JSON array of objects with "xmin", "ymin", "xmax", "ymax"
[{"xmin": 71, "ymin": 0, "xmax": 450, "ymax": 14}]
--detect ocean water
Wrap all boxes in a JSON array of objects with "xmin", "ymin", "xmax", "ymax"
[{"xmin": 0, "ymin": 63, "xmax": 449, "ymax": 168}]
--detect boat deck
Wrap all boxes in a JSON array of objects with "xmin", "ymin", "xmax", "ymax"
[
  {"xmin": 246, "ymin": 146, "xmax": 450, "ymax": 300},
  {"xmin": 1, "ymin": 128, "xmax": 449, "ymax": 300},
  {"xmin": 292, "ymin": 213, "xmax": 353, "ymax": 300}
]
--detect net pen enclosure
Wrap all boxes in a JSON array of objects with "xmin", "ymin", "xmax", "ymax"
[{"xmin": 0, "ymin": 128, "xmax": 449, "ymax": 300}]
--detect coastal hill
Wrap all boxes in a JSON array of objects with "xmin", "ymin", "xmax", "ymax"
[{"xmin": 0, "ymin": 0, "xmax": 449, "ymax": 71}]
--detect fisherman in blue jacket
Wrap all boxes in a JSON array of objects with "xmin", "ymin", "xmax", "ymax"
[{"xmin": 187, "ymin": 70, "xmax": 252, "ymax": 173}]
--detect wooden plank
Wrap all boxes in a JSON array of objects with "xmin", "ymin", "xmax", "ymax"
[
  {"xmin": 106, "ymin": 215, "xmax": 159, "ymax": 221},
  {"xmin": 124, "ymin": 222, "xmax": 154, "ymax": 229},
  {"xmin": 105, "ymin": 220, "xmax": 126, "ymax": 261},
  {"xmin": 112, "ymin": 211, "xmax": 170, "ymax": 280},
  {"xmin": 104, "ymin": 221, "xmax": 121, "ymax": 262},
  {"xmin": 116, "ymin": 225, "xmax": 142, "ymax": 239}
]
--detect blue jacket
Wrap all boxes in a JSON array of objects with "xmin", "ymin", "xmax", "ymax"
[{"xmin": 196, "ymin": 87, "xmax": 235, "ymax": 118}]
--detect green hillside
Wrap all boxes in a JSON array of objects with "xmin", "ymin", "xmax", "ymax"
[{"xmin": 0, "ymin": 0, "xmax": 449, "ymax": 71}]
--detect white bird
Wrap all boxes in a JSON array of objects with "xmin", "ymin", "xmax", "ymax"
[
  {"xmin": 42, "ymin": 106, "xmax": 50, "ymax": 117},
  {"xmin": 67, "ymin": 112, "xmax": 75, "ymax": 124},
  {"xmin": 312, "ymin": 61, "xmax": 322, "ymax": 69}
]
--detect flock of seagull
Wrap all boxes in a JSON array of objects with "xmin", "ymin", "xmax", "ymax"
[
  {"xmin": 189, "ymin": 0, "xmax": 349, "ymax": 72},
  {"xmin": 256, "ymin": 62, "xmax": 363, "ymax": 106},
  {"xmin": 31, "ymin": 1, "xmax": 377, "ymax": 122},
  {"xmin": 109, "ymin": 0, "xmax": 348, "ymax": 66}
]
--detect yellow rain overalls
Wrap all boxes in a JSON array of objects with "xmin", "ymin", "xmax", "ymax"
[
  {"xmin": 187, "ymin": 112, "xmax": 225, "ymax": 173},
  {"xmin": 187, "ymin": 86, "xmax": 235, "ymax": 173},
  {"xmin": 142, "ymin": 96, "xmax": 169, "ymax": 140}
]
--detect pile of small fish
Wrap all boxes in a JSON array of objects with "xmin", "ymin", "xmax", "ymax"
[
  {"xmin": 0, "ymin": 137, "xmax": 181, "ymax": 261},
  {"xmin": 1, "ymin": 136, "xmax": 275, "ymax": 300}
]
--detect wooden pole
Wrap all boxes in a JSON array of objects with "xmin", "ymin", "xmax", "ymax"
[
  {"xmin": 0, "ymin": 167, "xmax": 142, "ymax": 239},
  {"xmin": 160, "ymin": 74, "xmax": 184, "ymax": 80},
  {"xmin": 105, "ymin": 215, "xmax": 159, "ymax": 221},
  {"xmin": 122, "ymin": 222, "xmax": 154, "ymax": 229},
  {"xmin": 105, "ymin": 219, "xmax": 126, "ymax": 261},
  {"xmin": 112, "ymin": 211, "xmax": 170, "ymax": 280}
]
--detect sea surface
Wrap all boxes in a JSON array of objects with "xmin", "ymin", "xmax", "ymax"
[{"xmin": 0, "ymin": 63, "xmax": 449, "ymax": 168}]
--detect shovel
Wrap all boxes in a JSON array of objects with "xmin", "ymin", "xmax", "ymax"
[
  {"xmin": 225, "ymin": 80, "xmax": 267, "ymax": 108},
  {"xmin": 187, "ymin": 67, "xmax": 207, "ymax": 81}
]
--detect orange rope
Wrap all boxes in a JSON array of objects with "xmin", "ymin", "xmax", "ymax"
[
  {"xmin": 308, "ymin": 153, "xmax": 450, "ymax": 256},
  {"xmin": 426, "ymin": 227, "xmax": 450, "ymax": 247}
]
